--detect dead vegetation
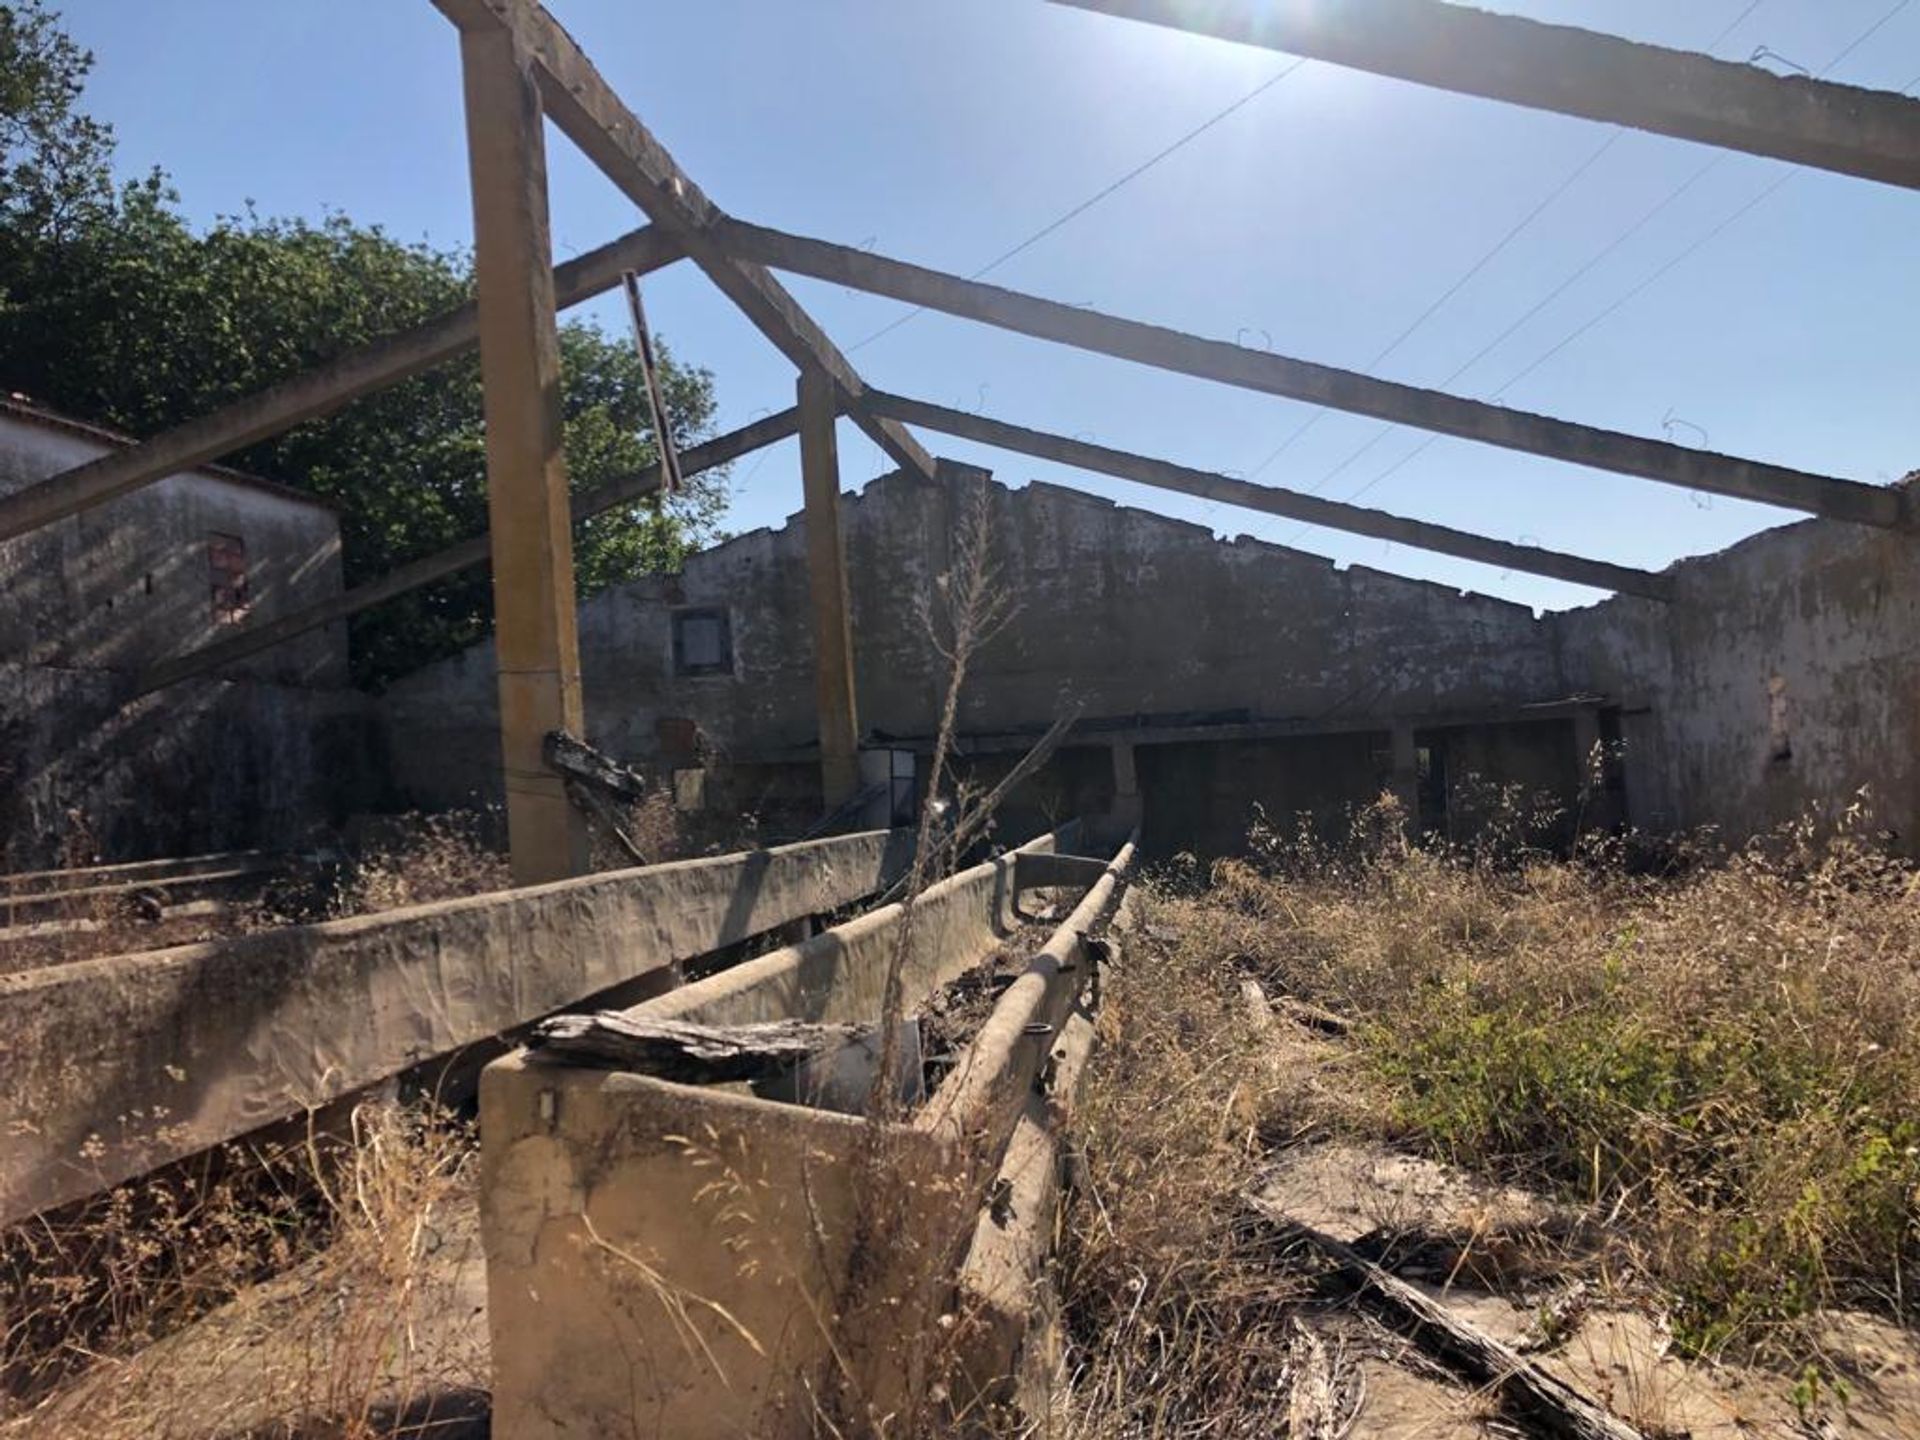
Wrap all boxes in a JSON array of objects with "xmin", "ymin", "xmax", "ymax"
[
  {"xmin": 1046, "ymin": 789, "xmax": 1920, "ymax": 1437},
  {"xmin": 2, "ymin": 1099, "xmax": 480, "ymax": 1438},
  {"xmin": 1046, "ymin": 906, "xmax": 1330, "ymax": 1436}
]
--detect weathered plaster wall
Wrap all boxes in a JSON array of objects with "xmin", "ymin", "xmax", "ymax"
[
  {"xmin": 381, "ymin": 467, "xmax": 1563, "ymax": 810},
  {"xmin": 1554, "ymin": 491, "xmax": 1920, "ymax": 844},
  {"xmin": 0, "ymin": 404, "xmax": 361, "ymax": 865},
  {"xmin": 0, "ymin": 407, "xmax": 346, "ymax": 685},
  {"xmin": 0, "ymin": 665, "xmax": 374, "ymax": 867},
  {"xmin": 382, "ymin": 463, "xmax": 1918, "ymax": 847}
]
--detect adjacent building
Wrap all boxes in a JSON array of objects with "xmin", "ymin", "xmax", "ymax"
[{"xmin": 0, "ymin": 394, "xmax": 361, "ymax": 865}]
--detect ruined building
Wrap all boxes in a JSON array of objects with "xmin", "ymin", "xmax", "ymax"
[
  {"xmin": 383, "ymin": 461, "xmax": 1920, "ymax": 854},
  {"xmin": 0, "ymin": 395, "xmax": 360, "ymax": 866}
]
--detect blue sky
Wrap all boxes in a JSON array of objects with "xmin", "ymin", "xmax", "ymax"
[{"xmin": 49, "ymin": 0, "xmax": 1920, "ymax": 613}]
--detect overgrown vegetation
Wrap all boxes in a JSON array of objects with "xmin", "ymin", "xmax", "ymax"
[
  {"xmin": 1152, "ymin": 794, "xmax": 1920, "ymax": 1362},
  {"xmin": 1050, "ymin": 915, "xmax": 1319, "ymax": 1435},
  {"xmin": 1, "ymin": 1099, "xmax": 479, "ymax": 1435},
  {"xmin": 0, "ymin": 0, "xmax": 727, "ymax": 683}
]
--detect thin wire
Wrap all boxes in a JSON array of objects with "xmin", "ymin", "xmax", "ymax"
[
  {"xmin": 1236, "ymin": 0, "xmax": 1768, "ymax": 485},
  {"xmin": 1301, "ymin": 147, "xmax": 1728, "ymax": 497},
  {"xmin": 1262, "ymin": 0, "xmax": 1910, "ymax": 550},
  {"xmin": 1334, "ymin": 59, "xmax": 1920, "ymax": 518},
  {"xmin": 845, "ymin": 59, "xmax": 1308, "ymax": 354}
]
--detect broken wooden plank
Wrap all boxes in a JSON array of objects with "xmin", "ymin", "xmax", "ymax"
[
  {"xmin": 1277, "ymin": 995, "xmax": 1353, "ymax": 1037},
  {"xmin": 544, "ymin": 730, "xmax": 648, "ymax": 805},
  {"xmin": 530, "ymin": 1012, "xmax": 866, "ymax": 1084},
  {"xmin": 621, "ymin": 270, "xmax": 684, "ymax": 495},
  {"xmin": 1246, "ymin": 1192, "xmax": 1649, "ymax": 1440}
]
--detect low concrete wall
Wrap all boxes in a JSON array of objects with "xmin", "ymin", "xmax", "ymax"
[
  {"xmin": 480, "ymin": 825, "xmax": 1127, "ymax": 1440},
  {"xmin": 0, "ymin": 830, "xmax": 910, "ymax": 1224}
]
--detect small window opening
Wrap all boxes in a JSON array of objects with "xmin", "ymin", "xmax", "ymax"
[
  {"xmin": 672, "ymin": 607, "xmax": 733, "ymax": 677},
  {"xmin": 208, "ymin": 532, "xmax": 249, "ymax": 623}
]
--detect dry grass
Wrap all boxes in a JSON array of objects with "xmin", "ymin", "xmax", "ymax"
[
  {"xmin": 310, "ymin": 811, "xmax": 511, "ymax": 918},
  {"xmin": 1153, "ymin": 793, "xmax": 1920, "ymax": 1364},
  {"xmin": 1042, "ymin": 910, "xmax": 1323, "ymax": 1436},
  {"xmin": 1, "ymin": 1099, "xmax": 479, "ymax": 1437}
]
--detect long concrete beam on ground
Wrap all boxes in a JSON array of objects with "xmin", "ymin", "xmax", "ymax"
[
  {"xmin": 0, "ymin": 848, "xmax": 273, "ymax": 900},
  {"xmin": 1051, "ymin": 0, "xmax": 1920, "ymax": 192},
  {"xmin": 429, "ymin": 0, "xmax": 937, "ymax": 484},
  {"xmin": 0, "ymin": 227, "xmax": 681, "ymax": 546},
  {"xmin": 717, "ymin": 219, "xmax": 1903, "ymax": 529},
  {"xmin": 869, "ymin": 391, "xmax": 1674, "ymax": 598},
  {"xmin": 129, "ymin": 406, "xmax": 800, "ymax": 697},
  {"xmin": 0, "ymin": 828, "xmax": 912, "ymax": 1225}
]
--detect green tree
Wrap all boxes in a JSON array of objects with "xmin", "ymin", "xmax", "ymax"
[
  {"xmin": 0, "ymin": 1, "xmax": 727, "ymax": 684},
  {"xmin": 0, "ymin": 0, "xmax": 111, "ymax": 239}
]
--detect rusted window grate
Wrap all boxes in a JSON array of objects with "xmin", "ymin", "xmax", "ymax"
[{"xmin": 208, "ymin": 532, "xmax": 249, "ymax": 623}]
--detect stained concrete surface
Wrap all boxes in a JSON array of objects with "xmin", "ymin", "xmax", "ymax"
[
  {"xmin": 480, "ymin": 828, "xmax": 1120, "ymax": 1439},
  {"xmin": 1560, "ymin": 479, "xmax": 1920, "ymax": 845},
  {"xmin": 0, "ymin": 828, "xmax": 910, "ymax": 1224}
]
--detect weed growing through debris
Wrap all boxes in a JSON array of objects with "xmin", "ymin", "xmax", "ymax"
[
  {"xmin": 810, "ymin": 475, "xmax": 1019, "ymax": 1438},
  {"xmin": 1159, "ymin": 791, "xmax": 1920, "ymax": 1364}
]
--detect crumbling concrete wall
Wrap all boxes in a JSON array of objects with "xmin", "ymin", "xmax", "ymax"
[
  {"xmin": 1554, "ymin": 492, "xmax": 1920, "ymax": 844},
  {"xmin": 0, "ymin": 402, "xmax": 360, "ymax": 865},
  {"xmin": 0, "ymin": 404, "xmax": 346, "ymax": 685},
  {"xmin": 382, "ymin": 463, "xmax": 1920, "ymax": 849},
  {"xmin": 381, "ymin": 467, "xmax": 1561, "ymax": 810}
]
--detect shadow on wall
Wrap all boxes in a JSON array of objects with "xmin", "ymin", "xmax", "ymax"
[{"xmin": 0, "ymin": 667, "xmax": 379, "ymax": 869}]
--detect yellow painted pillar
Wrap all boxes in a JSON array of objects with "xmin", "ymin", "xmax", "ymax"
[
  {"xmin": 458, "ymin": 24, "xmax": 589, "ymax": 884},
  {"xmin": 798, "ymin": 369, "xmax": 861, "ymax": 808}
]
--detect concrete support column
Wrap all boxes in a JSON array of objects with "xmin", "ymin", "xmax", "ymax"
[
  {"xmin": 1390, "ymin": 722, "xmax": 1418, "ymax": 833},
  {"xmin": 798, "ymin": 369, "xmax": 860, "ymax": 808},
  {"xmin": 1110, "ymin": 740, "xmax": 1142, "ymax": 827},
  {"xmin": 459, "ymin": 24, "xmax": 590, "ymax": 885}
]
